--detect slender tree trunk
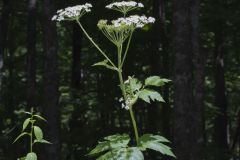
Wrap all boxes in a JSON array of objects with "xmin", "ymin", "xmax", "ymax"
[
  {"xmin": 212, "ymin": 25, "xmax": 229, "ymax": 160},
  {"xmin": 0, "ymin": 0, "xmax": 10, "ymax": 112},
  {"xmin": 42, "ymin": 0, "xmax": 60, "ymax": 159},
  {"xmin": 173, "ymin": 0, "xmax": 202, "ymax": 159},
  {"xmin": 71, "ymin": 23, "xmax": 83, "ymax": 90},
  {"xmin": 192, "ymin": 0, "xmax": 205, "ymax": 158},
  {"xmin": 26, "ymin": 0, "xmax": 37, "ymax": 109},
  {"xmin": 0, "ymin": 0, "xmax": 11, "ymax": 158}
]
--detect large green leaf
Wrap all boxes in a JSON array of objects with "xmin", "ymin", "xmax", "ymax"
[
  {"xmin": 13, "ymin": 132, "xmax": 29, "ymax": 143},
  {"xmin": 22, "ymin": 118, "xmax": 31, "ymax": 131},
  {"xmin": 138, "ymin": 134, "xmax": 176, "ymax": 158},
  {"xmin": 129, "ymin": 77, "xmax": 142, "ymax": 92},
  {"xmin": 88, "ymin": 134, "xmax": 130, "ymax": 156},
  {"xmin": 145, "ymin": 76, "xmax": 171, "ymax": 87},
  {"xmin": 18, "ymin": 156, "xmax": 26, "ymax": 160},
  {"xmin": 138, "ymin": 89, "xmax": 165, "ymax": 103},
  {"xmin": 26, "ymin": 152, "xmax": 37, "ymax": 160},
  {"xmin": 97, "ymin": 147, "xmax": 144, "ymax": 160},
  {"xmin": 33, "ymin": 126, "xmax": 43, "ymax": 140}
]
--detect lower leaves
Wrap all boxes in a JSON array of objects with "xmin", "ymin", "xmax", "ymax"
[
  {"xmin": 88, "ymin": 133, "xmax": 175, "ymax": 160},
  {"xmin": 26, "ymin": 152, "xmax": 37, "ymax": 160}
]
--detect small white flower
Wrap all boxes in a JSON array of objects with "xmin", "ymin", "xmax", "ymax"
[
  {"xmin": 112, "ymin": 15, "xmax": 155, "ymax": 29},
  {"xmin": 119, "ymin": 97, "xmax": 124, "ymax": 102},
  {"xmin": 138, "ymin": 3, "xmax": 144, "ymax": 8},
  {"xmin": 106, "ymin": 1, "xmax": 144, "ymax": 14},
  {"xmin": 52, "ymin": 3, "xmax": 92, "ymax": 21}
]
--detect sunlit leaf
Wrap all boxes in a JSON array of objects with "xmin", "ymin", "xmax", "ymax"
[
  {"xmin": 26, "ymin": 152, "xmax": 37, "ymax": 160},
  {"xmin": 22, "ymin": 118, "xmax": 31, "ymax": 131},
  {"xmin": 33, "ymin": 126, "xmax": 43, "ymax": 140},
  {"xmin": 138, "ymin": 134, "xmax": 176, "ymax": 158},
  {"xmin": 138, "ymin": 89, "xmax": 165, "ymax": 103},
  {"xmin": 145, "ymin": 76, "xmax": 171, "ymax": 87},
  {"xmin": 129, "ymin": 77, "xmax": 142, "ymax": 92}
]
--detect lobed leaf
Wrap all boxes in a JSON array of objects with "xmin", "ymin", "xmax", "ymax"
[
  {"xmin": 88, "ymin": 134, "xmax": 130, "ymax": 156},
  {"xmin": 129, "ymin": 77, "xmax": 142, "ymax": 92},
  {"xmin": 145, "ymin": 76, "xmax": 171, "ymax": 87},
  {"xmin": 138, "ymin": 134, "xmax": 176, "ymax": 158},
  {"xmin": 138, "ymin": 89, "xmax": 165, "ymax": 103},
  {"xmin": 97, "ymin": 147, "xmax": 144, "ymax": 160}
]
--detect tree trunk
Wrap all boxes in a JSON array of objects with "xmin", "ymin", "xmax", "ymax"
[
  {"xmin": 42, "ymin": 0, "xmax": 60, "ymax": 159},
  {"xmin": 212, "ymin": 25, "xmax": 229, "ymax": 160},
  {"xmin": 71, "ymin": 23, "xmax": 83, "ymax": 90},
  {"xmin": 26, "ymin": 0, "xmax": 37, "ymax": 109},
  {"xmin": 192, "ymin": 0, "xmax": 205, "ymax": 158},
  {"xmin": 0, "ymin": 0, "xmax": 11, "ymax": 158},
  {"xmin": 0, "ymin": 0, "xmax": 10, "ymax": 111},
  {"xmin": 173, "ymin": 0, "xmax": 202, "ymax": 159}
]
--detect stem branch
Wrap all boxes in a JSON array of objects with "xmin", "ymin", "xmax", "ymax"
[{"xmin": 76, "ymin": 20, "xmax": 117, "ymax": 69}]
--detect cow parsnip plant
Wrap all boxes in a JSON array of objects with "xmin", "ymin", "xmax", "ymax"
[
  {"xmin": 13, "ymin": 110, "xmax": 51, "ymax": 160},
  {"xmin": 53, "ymin": 1, "xmax": 175, "ymax": 159}
]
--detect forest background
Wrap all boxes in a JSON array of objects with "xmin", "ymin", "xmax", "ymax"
[{"xmin": 0, "ymin": 0, "xmax": 240, "ymax": 160}]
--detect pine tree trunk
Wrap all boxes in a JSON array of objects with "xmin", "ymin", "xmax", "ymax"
[
  {"xmin": 71, "ymin": 23, "xmax": 83, "ymax": 90},
  {"xmin": 192, "ymin": 0, "xmax": 205, "ymax": 158},
  {"xmin": 0, "ymin": 0, "xmax": 10, "ymax": 111},
  {"xmin": 173, "ymin": 0, "xmax": 203, "ymax": 159},
  {"xmin": 26, "ymin": 0, "xmax": 37, "ymax": 109},
  {"xmin": 42, "ymin": 0, "xmax": 60, "ymax": 159},
  {"xmin": 0, "ymin": 0, "xmax": 11, "ymax": 158},
  {"xmin": 213, "ymin": 25, "xmax": 229, "ymax": 160}
]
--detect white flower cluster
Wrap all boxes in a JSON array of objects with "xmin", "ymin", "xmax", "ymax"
[
  {"xmin": 119, "ymin": 97, "xmax": 130, "ymax": 110},
  {"xmin": 112, "ymin": 15, "xmax": 156, "ymax": 28},
  {"xmin": 52, "ymin": 3, "xmax": 92, "ymax": 21},
  {"xmin": 106, "ymin": 1, "xmax": 144, "ymax": 9}
]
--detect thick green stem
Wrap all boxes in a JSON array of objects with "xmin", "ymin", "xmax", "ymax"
[
  {"xmin": 117, "ymin": 44, "xmax": 139, "ymax": 145},
  {"xmin": 129, "ymin": 106, "xmax": 139, "ymax": 144},
  {"xmin": 76, "ymin": 20, "xmax": 117, "ymax": 69}
]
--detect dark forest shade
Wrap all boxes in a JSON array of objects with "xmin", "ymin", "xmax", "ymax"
[
  {"xmin": 173, "ymin": 0, "xmax": 203, "ymax": 160},
  {"xmin": 71, "ymin": 23, "xmax": 83, "ymax": 90},
  {"xmin": 0, "ymin": 0, "xmax": 10, "ymax": 109},
  {"xmin": 0, "ymin": 0, "xmax": 240, "ymax": 159},
  {"xmin": 0, "ymin": 0, "xmax": 10, "ymax": 156},
  {"xmin": 213, "ymin": 23, "xmax": 229, "ymax": 159},
  {"xmin": 42, "ymin": 0, "xmax": 60, "ymax": 159},
  {"xmin": 26, "ymin": 0, "xmax": 37, "ymax": 109}
]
